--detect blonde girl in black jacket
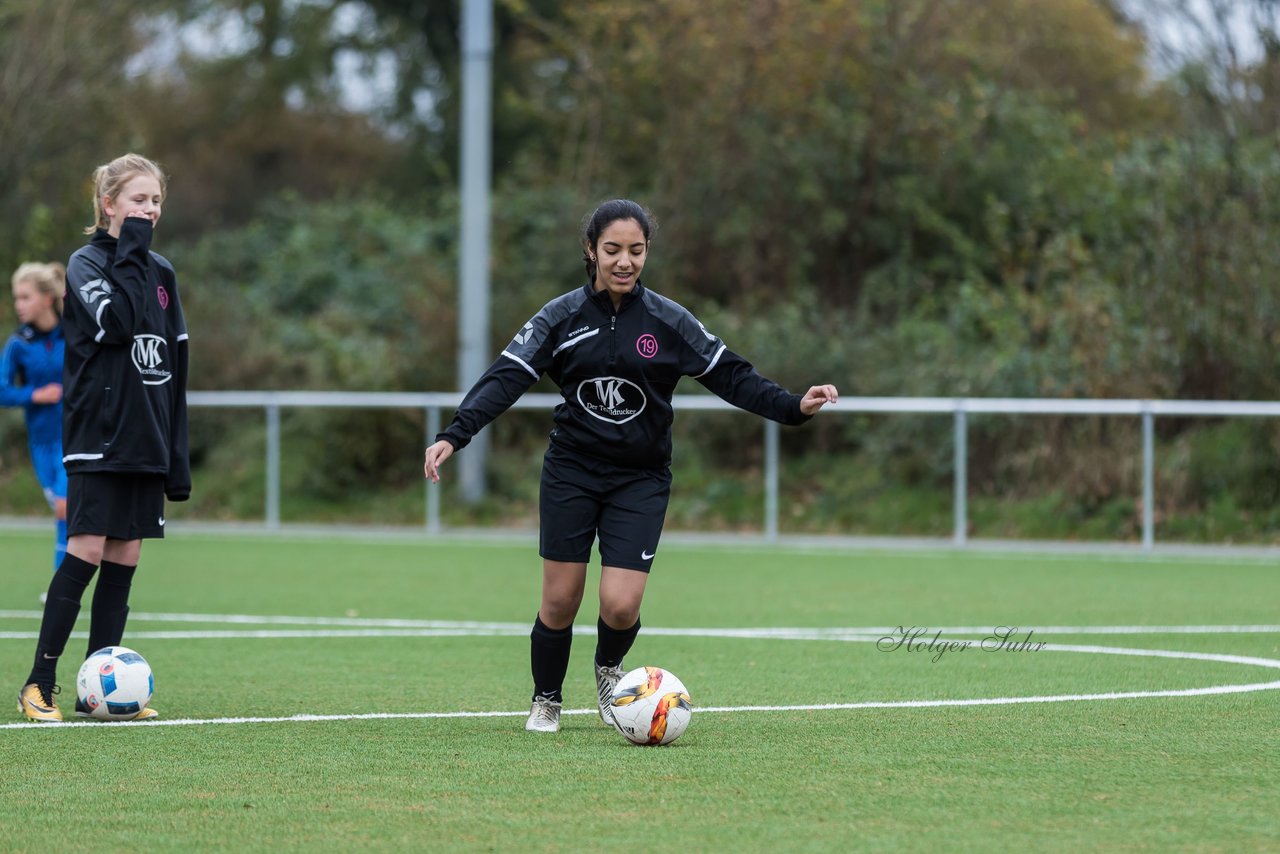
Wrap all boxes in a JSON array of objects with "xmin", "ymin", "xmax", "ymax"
[{"xmin": 18, "ymin": 153, "xmax": 190, "ymax": 723}]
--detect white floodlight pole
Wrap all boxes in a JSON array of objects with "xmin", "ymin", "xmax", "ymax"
[{"xmin": 457, "ymin": 0, "xmax": 493, "ymax": 503}]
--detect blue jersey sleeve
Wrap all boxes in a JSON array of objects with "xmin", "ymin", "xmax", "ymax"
[{"xmin": 0, "ymin": 335, "xmax": 33, "ymax": 407}]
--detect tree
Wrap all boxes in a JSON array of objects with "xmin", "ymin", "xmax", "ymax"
[
  {"xmin": 124, "ymin": 1, "xmax": 408, "ymax": 240},
  {"xmin": 357, "ymin": 0, "xmax": 568, "ymax": 181},
  {"xmin": 0, "ymin": 0, "xmax": 144, "ymax": 276},
  {"xmin": 500, "ymin": 0, "xmax": 1162, "ymax": 309}
]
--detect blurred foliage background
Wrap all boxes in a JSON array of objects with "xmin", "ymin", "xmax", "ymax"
[{"xmin": 2, "ymin": 0, "xmax": 1279, "ymax": 542}]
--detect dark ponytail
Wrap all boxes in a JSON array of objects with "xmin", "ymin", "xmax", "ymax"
[{"xmin": 582, "ymin": 199, "xmax": 656, "ymax": 282}]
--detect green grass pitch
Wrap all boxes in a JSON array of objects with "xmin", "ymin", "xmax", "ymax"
[{"xmin": 1, "ymin": 527, "xmax": 1277, "ymax": 850}]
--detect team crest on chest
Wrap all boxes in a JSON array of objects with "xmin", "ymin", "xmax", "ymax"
[
  {"xmin": 636, "ymin": 334, "xmax": 658, "ymax": 359},
  {"xmin": 157, "ymin": 285, "xmax": 169, "ymax": 310}
]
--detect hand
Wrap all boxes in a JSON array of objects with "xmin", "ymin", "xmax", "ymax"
[
  {"xmin": 423, "ymin": 439, "xmax": 456, "ymax": 484},
  {"xmin": 31, "ymin": 383, "xmax": 62, "ymax": 405},
  {"xmin": 799, "ymin": 384, "xmax": 839, "ymax": 416}
]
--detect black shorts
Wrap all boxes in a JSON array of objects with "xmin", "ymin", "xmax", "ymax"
[
  {"xmin": 67, "ymin": 473, "xmax": 167, "ymax": 540},
  {"xmin": 539, "ymin": 444, "xmax": 672, "ymax": 572}
]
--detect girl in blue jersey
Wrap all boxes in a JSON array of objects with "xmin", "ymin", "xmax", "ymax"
[{"xmin": 2, "ymin": 263, "xmax": 69, "ymax": 579}]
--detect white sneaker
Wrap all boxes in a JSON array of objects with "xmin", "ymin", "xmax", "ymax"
[
  {"xmin": 595, "ymin": 663, "xmax": 625, "ymax": 727},
  {"xmin": 525, "ymin": 696, "xmax": 562, "ymax": 733}
]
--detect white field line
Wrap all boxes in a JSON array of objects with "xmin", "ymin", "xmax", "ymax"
[
  {"xmin": 0, "ymin": 611, "xmax": 529, "ymax": 629},
  {"xmin": 2, "ymin": 622, "xmax": 1280, "ymax": 640},
  {"xmin": 2, "ymin": 611, "xmax": 1280, "ymax": 636},
  {"xmin": 0, "ymin": 628, "xmax": 537, "ymax": 640},
  {"xmin": 3, "ymin": 679, "xmax": 1278, "ymax": 731},
  {"xmin": 2, "ymin": 617, "xmax": 1279, "ymax": 730}
]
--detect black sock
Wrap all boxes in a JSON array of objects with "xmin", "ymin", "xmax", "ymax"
[
  {"xmin": 530, "ymin": 614, "xmax": 574, "ymax": 703},
  {"xmin": 87, "ymin": 560, "xmax": 137, "ymax": 657},
  {"xmin": 595, "ymin": 616, "xmax": 641, "ymax": 669},
  {"xmin": 27, "ymin": 554, "xmax": 98, "ymax": 686}
]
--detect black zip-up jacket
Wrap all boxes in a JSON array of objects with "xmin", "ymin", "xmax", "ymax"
[
  {"xmin": 62, "ymin": 218, "xmax": 191, "ymax": 500},
  {"xmin": 437, "ymin": 280, "xmax": 809, "ymax": 469}
]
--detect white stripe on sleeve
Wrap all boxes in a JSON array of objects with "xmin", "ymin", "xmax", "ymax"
[
  {"xmin": 693, "ymin": 344, "xmax": 727, "ymax": 379},
  {"xmin": 551, "ymin": 328, "xmax": 599, "ymax": 356},
  {"xmin": 500, "ymin": 350, "xmax": 539, "ymax": 379},
  {"xmin": 94, "ymin": 299, "xmax": 111, "ymax": 342}
]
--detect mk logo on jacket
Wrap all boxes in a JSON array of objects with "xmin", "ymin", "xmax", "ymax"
[
  {"xmin": 578, "ymin": 376, "xmax": 645, "ymax": 423},
  {"xmin": 131, "ymin": 334, "xmax": 172, "ymax": 385}
]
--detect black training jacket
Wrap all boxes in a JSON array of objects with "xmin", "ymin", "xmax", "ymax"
[
  {"xmin": 437, "ymin": 280, "xmax": 809, "ymax": 469},
  {"xmin": 62, "ymin": 218, "xmax": 191, "ymax": 500}
]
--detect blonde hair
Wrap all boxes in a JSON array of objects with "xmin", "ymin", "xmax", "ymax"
[
  {"xmin": 84, "ymin": 153, "xmax": 168, "ymax": 235},
  {"xmin": 11, "ymin": 262, "xmax": 66, "ymax": 317}
]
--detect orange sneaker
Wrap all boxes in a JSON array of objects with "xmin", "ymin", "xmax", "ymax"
[{"xmin": 16, "ymin": 683, "xmax": 62, "ymax": 722}]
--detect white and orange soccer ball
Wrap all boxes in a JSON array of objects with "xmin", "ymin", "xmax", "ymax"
[
  {"xmin": 76, "ymin": 646, "xmax": 154, "ymax": 721},
  {"xmin": 608, "ymin": 666, "xmax": 693, "ymax": 745}
]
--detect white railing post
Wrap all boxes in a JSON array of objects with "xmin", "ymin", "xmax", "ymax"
[
  {"xmin": 426, "ymin": 405, "xmax": 442, "ymax": 535},
  {"xmin": 265, "ymin": 401, "xmax": 281, "ymax": 529},
  {"xmin": 954, "ymin": 404, "xmax": 968, "ymax": 545},
  {"xmin": 1142, "ymin": 406, "xmax": 1155, "ymax": 550},
  {"xmin": 764, "ymin": 419, "xmax": 779, "ymax": 542}
]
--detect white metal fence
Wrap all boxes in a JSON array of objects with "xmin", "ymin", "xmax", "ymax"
[{"xmin": 187, "ymin": 392, "xmax": 1280, "ymax": 549}]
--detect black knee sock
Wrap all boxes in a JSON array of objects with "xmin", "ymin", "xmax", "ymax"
[
  {"xmin": 595, "ymin": 616, "xmax": 641, "ymax": 669},
  {"xmin": 530, "ymin": 614, "xmax": 574, "ymax": 703},
  {"xmin": 87, "ymin": 560, "xmax": 137, "ymax": 657},
  {"xmin": 27, "ymin": 554, "xmax": 98, "ymax": 686}
]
